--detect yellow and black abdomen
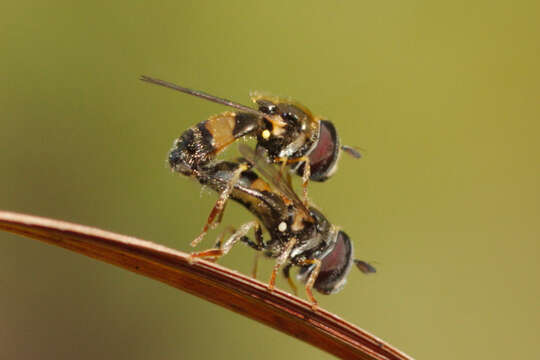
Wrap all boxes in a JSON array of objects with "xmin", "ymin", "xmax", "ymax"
[
  {"xmin": 168, "ymin": 111, "xmax": 261, "ymax": 176},
  {"xmin": 195, "ymin": 160, "xmax": 287, "ymax": 234}
]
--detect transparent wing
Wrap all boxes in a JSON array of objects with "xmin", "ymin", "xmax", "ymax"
[{"xmin": 237, "ymin": 144, "xmax": 313, "ymax": 219}]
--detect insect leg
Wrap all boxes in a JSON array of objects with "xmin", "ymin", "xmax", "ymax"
[
  {"xmin": 299, "ymin": 158, "xmax": 311, "ymax": 206},
  {"xmin": 191, "ymin": 162, "xmax": 250, "ymax": 247},
  {"xmin": 285, "ymin": 170, "xmax": 293, "ymax": 189},
  {"xmin": 214, "ymin": 225, "xmax": 236, "ymax": 249},
  {"xmin": 241, "ymin": 223, "xmax": 264, "ymax": 278},
  {"xmin": 275, "ymin": 156, "xmax": 311, "ymax": 206},
  {"xmin": 215, "ymin": 200, "xmax": 228, "ymax": 228},
  {"xmin": 239, "ymin": 223, "xmax": 264, "ymax": 251},
  {"xmin": 277, "ymin": 159, "xmax": 295, "ymax": 191},
  {"xmin": 198, "ymin": 226, "xmax": 236, "ymax": 263},
  {"xmin": 268, "ymin": 237, "xmax": 297, "ymax": 291},
  {"xmin": 251, "ymin": 252, "xmax": 261, "ymax": 279},
  {"xmin": 282, "ymin": 263, "xmax": 298, "ymax": 296},
  {"xmin": 298, "ymin": 258, "xmax": 322, "ymax": 308},
  {"xmin": 278, "ymin": 158, "xmax": 288, "ymax": 182},
  {"xmin": 220, "ymin": 220, "xmax": 257, "ymax": 255},
  {"xmin": 190, "ymin": 220, "xmax": 257, "ymax": 262}
]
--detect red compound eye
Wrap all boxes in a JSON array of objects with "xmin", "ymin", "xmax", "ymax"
[
  {"xmin": 313, "ymin": 231, "xmax": 353, "ymax": 294},
  {"xmin": 297, "ymin": 120, "xmax": 340, "ymax": 182}
]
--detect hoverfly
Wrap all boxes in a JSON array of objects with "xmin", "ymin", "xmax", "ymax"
[
  {"xmin": 141, "ymin": 76, "xmax": 361, "ymax": 246},
  {"xmin": 188, "ymin": 144, "xmax": 374, "ymax": 307}
]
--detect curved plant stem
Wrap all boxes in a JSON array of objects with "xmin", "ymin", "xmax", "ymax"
[{"xmin": 0, "ymin": 210, "xmax": 412, "ymax": 360}]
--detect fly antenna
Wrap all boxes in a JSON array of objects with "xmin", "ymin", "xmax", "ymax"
[
  {"xmin": 341, "ymin": 145, "xmax": 363, "ymax": 159},
  {"xmin": 354, "ymin": 259, "xmax": 377, "ymax": 274}
]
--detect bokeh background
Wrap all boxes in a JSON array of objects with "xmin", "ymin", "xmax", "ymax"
[{"xmin": 1, "ymin": 1, "xmax": 539, "ymax": 359}]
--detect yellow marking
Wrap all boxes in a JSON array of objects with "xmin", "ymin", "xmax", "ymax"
[
  {"xmin": 291, "ymin": 208, "xmax": 311, "ymax": 232},
  {"xmin": 262, "ymin": 129, "xmax": 271, "ymax": 139},
  {"xmin": 205, "ymin": 111, "xmax": 237, "ymax": 153},
  {"xmin": 269, "ymin": 115, "xmax": 287, "ymax": 136},
  {"xmin": 233, "ymin": 190, "xmax": 268, "ymax": 214},
  {"xmin": 249, "ymin": 92, "xmax": 321, "ymax": 141}
]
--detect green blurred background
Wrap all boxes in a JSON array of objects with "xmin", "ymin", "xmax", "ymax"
[{"xmin": 1, "ymin": 1, "xmax": 539, "ymax": 359}]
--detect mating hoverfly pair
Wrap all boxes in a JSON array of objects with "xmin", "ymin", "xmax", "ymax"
[{"xmin": 142, "ymin": 76, "xmax": 375, "ymax": 307}]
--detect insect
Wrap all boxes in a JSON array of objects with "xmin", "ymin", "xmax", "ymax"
[
  {"xmin": 188, "ymin": 144, "xmax": 375, "ymax": 307},
  {"xmin": 140, "ymin": 75, "xmax": 361, "ymax": 246}
]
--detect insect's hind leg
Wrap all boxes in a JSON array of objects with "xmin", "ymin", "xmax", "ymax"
[
  {"xmin": 214, "ymin": 225, "xmax": 236, "ymax": 249},
  {"xmin": 198, "ymin": 226, "xmax": 236, "ymax": 263},
  {"xmin": 190, "ymin": 163, "xmax": 249, "ymax": 248},
  {"xmin": 190, "ymin": 220, "xmax": 257, "ymax": 262}
]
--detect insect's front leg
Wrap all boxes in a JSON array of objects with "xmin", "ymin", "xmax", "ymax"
[
  {"xmin": 275, "ymin": 156, "xmax": 311, "ymax": 206},
  {"xmin": 268, "ymin": 237, "xmax": 297, "ymax": 291},
  {"xmin": 298, "ymin": 258, "xmax": 322, "ymax": 309}
]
